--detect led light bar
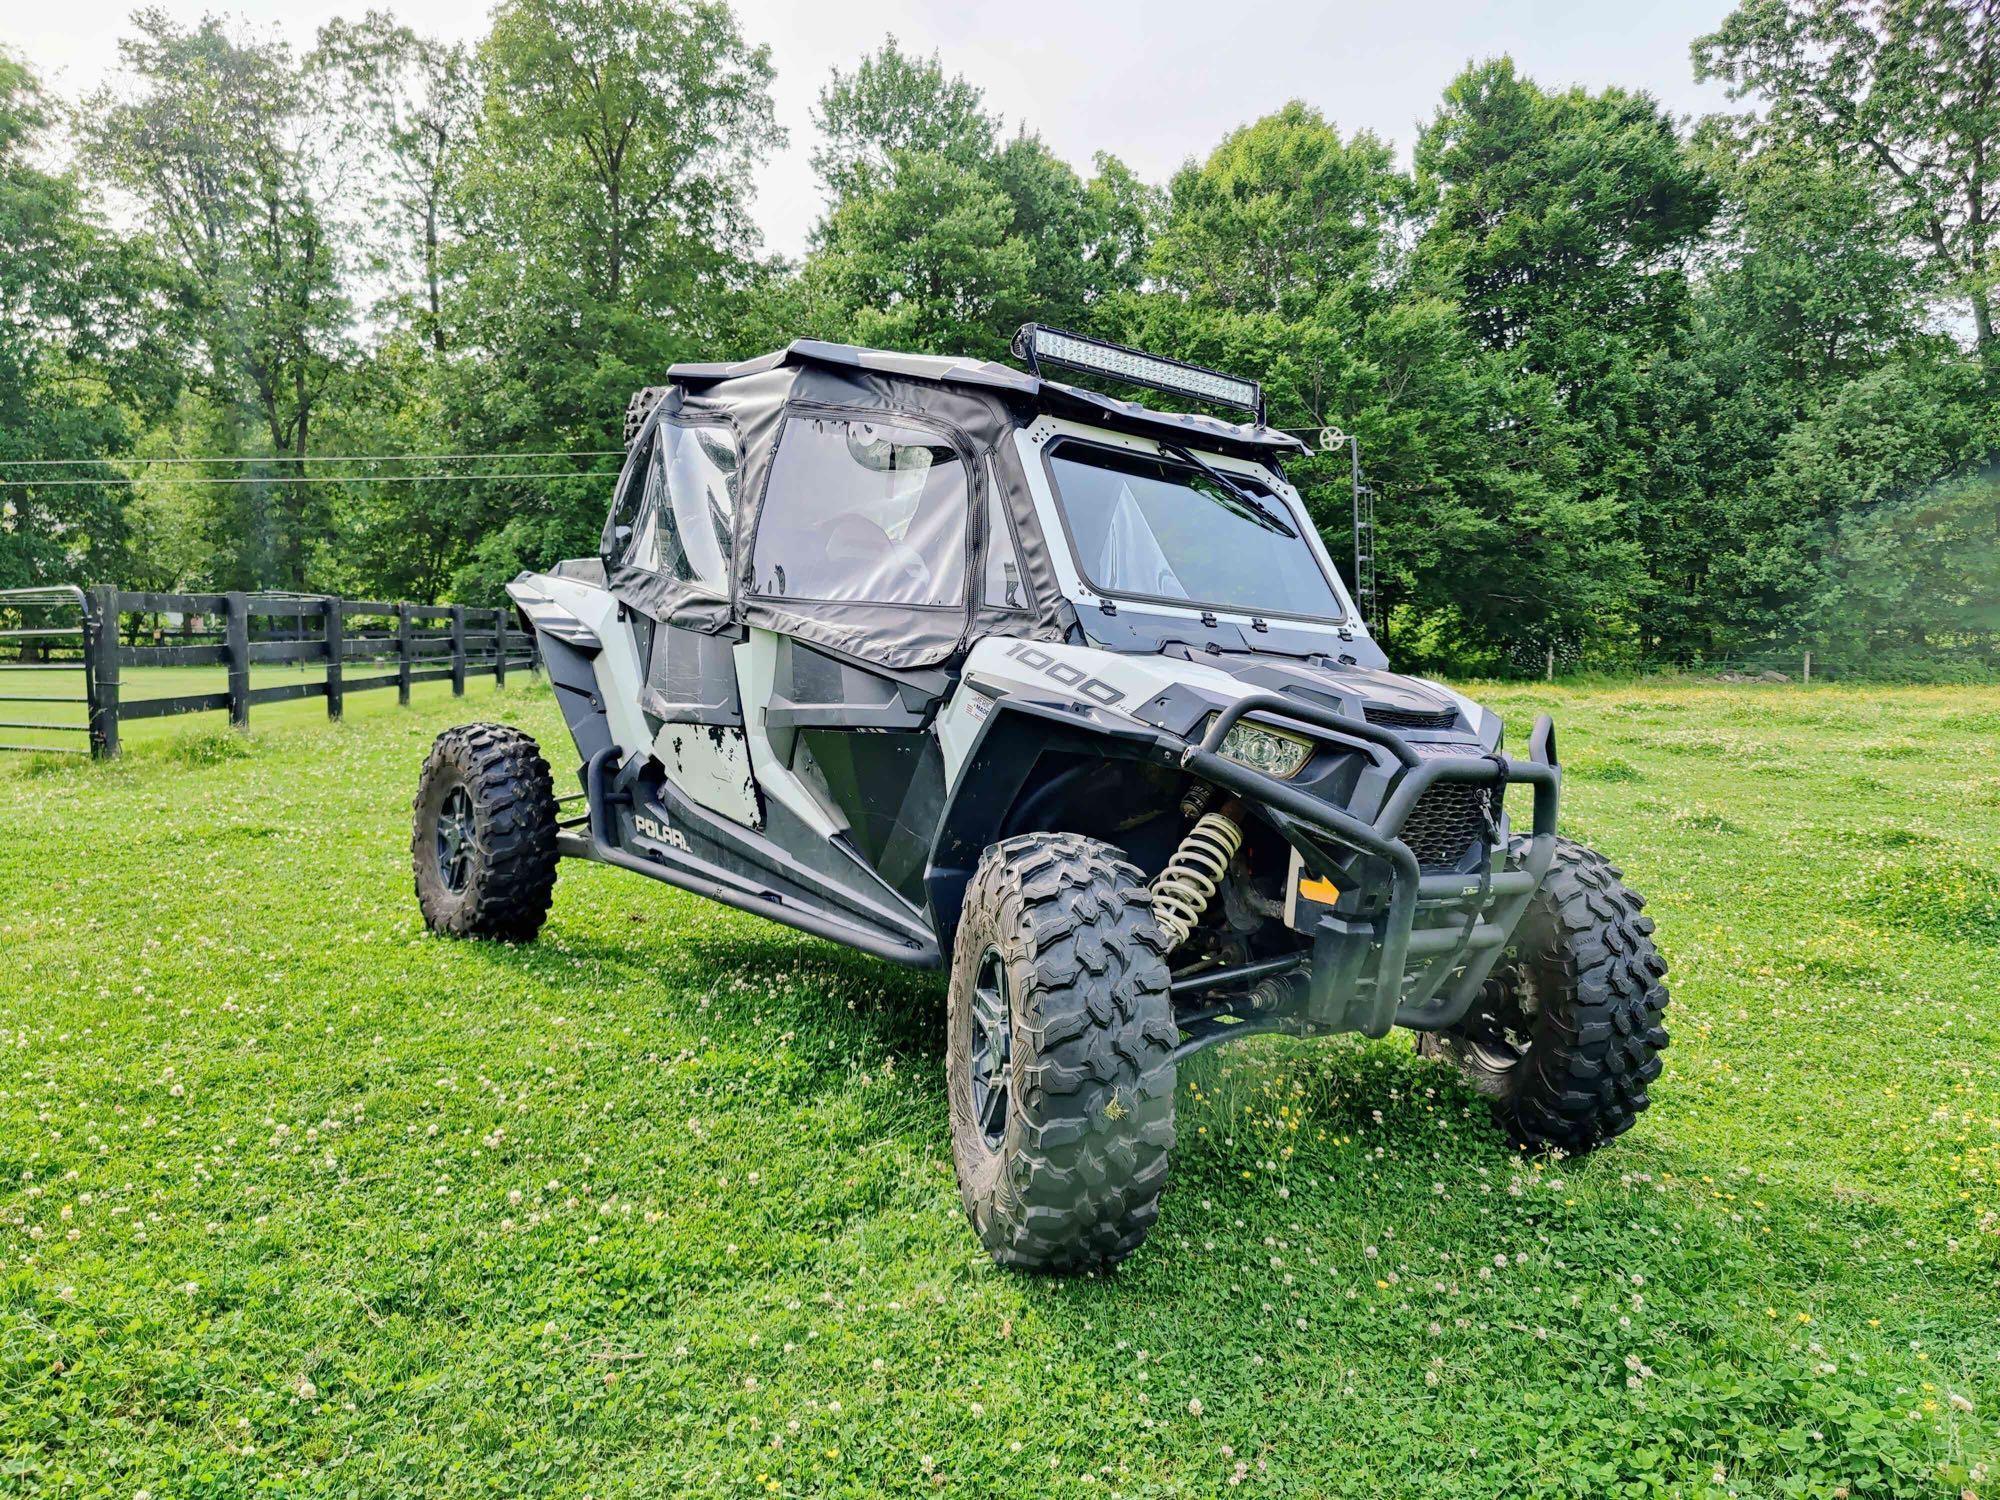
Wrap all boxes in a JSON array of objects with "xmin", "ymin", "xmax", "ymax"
[{"xmin": 1012, "ymin": 323, "xmax": 1264, "ymax": 420}]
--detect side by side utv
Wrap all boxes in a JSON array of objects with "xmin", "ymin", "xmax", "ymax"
[{"xmin": 411, "ymin": 325, "xmax": 1670, "ymax": 1271}]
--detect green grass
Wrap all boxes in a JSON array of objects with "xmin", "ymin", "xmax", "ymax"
[{"xmin": 2, "ymin": 679, "xmax": 1996, "ymax": 1497}]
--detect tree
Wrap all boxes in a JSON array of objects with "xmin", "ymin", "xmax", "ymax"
[
  {"xmin": 814, "ymin": 151, "xmax": 1034, "ymax": 357},
  {"xmin": 803, "ymin": 38, "xmax": 1152, "ymax": 357},
  {"xmin": 81, "ymin": 10, "xmax": 352, "ymax": 590},
  {"xmin": 314, "ymin": 13, "xmax": 481, "ymax": 353},
  {"xmin": 0, "ymin": 52, "xmax": 172, "ymax": 589},
  {"xmin": 808, "ymin": 38, "xmax": 995, "ymax": 206},
  {"xmin": 1695, "ymin": 0, "xmax": 2000, "ymax": 358},
  {"xmin": 1697, "ymin": 129, "xmax": 1931, "ymax": 384},
  {"xmin": 439, "ymin": 0, "xmax": 782, "ymax": 600},
  {"xmin": 1630, "ymin": 131, "xmax": 1945, "ymax": 657},
  {"xmin": 1721, "ymin": 356, "xmax": 1992, "ymax": 637},
  {"xmin": 472, "ymin": 0, "xmax": 780, "ymax": 311},
  {"xmin": 1125, "ymin": 97, "xmax": 1634, "ymax": 670},
  {"xmin": 1411, "ymin": 59, "xmax": 1717, "ymax": 659},
  {"xmin": 1413, "ymin": 59, "xmax": 1715, "ymax": 358},
  {"xmin": 1149, "ymin": 101, "xmax": 1399, "ymax": 320},
  {"xmin": 1817, "ymin": 463, "xmax": 2000, "ymax": 671}
]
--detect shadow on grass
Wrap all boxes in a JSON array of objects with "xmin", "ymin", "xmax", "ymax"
[{"xmin": 434, "ymin": 914, "xmax": 949, "ymax": 1060}]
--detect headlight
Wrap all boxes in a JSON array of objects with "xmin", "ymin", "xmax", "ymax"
[{"xmin": 1211, "ymin": 715, "xmax": 1314, "ymax": 779}]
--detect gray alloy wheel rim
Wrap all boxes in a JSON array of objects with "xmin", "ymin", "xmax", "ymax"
[
  {"xmin": 969, "ymin": 948, "xmax": 1013, "ymax": 1150},
  {"xmin": 436, "ymin": 785, "xmax": 475, "ymax": 894},
  {"xmin": 1467, "ymin": 968, "xmax": 1540, "ymax": 1075}
]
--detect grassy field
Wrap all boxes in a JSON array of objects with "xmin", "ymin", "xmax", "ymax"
[{"xmin": 1, "ymin": 679, "xmax": 1996, "ymax": 1497}]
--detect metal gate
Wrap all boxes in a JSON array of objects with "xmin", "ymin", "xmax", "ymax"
[{"xmin": 0, "ymin": 586, "xmax": 95, "ymax": 755}]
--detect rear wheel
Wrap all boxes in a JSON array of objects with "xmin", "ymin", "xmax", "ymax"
[
  {"xmin": 1420, "ymin": 837, "xmax": 1669, "ymax": 1154},
  {"xmin": 412, "ymin": 723, "xmax": 560, "ymax": 941},
  {"xmin": 947, "ymin": 833, "xmax": 1178, "ymax": 1272}
]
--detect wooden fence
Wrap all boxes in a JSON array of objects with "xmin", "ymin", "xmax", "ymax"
[{"xmin": 0, "ymin": 585, "xmax": 536, "ymax": 758}]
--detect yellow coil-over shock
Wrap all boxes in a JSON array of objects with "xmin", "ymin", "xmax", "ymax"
[{"xmin": 1151, "ymin": 801, "xmax": 1245, "ymax": 950}]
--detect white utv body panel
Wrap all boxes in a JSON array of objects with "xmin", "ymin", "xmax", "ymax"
[
  {"xmin": 652, "ymin": 720, "xmax": 759, "ymax": 827},
  {"xmin": 936, "ymin": 635, "xmax": 1498, "ymax": 789},
  {"xmin": 939, "ymin": 635, "xmax": 1256, "ymax": 786},
  {"xmin": 518, "ymin": 571, "xmax": 769, "ymax": 830},
  {"xmin": 525, "ymin": 571, "xmax": 651, "ymax": 757},
  {"xmin": 735, "ymin": 628, "xmax": 846, "ymax": 841}
]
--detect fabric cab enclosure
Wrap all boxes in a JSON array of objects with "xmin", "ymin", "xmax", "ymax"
[{"xmin": 600, "ymin": 351, "xmax": 1077, "ymax": 668}]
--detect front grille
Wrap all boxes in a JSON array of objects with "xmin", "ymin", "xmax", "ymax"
[
  {"xmin": 1364, "ymin": 704, "xmax": 1460, "ymax": 731},
  {"xmin": 1400, "ymin": 782, "xmax": 1490, "ymax": 869}
]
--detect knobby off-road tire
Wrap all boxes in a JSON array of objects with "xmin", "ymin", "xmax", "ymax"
[
  {"xmin": 1420, "ymin": 836, "xmax": 1669, "ymax": 1154},
  {"xmin": 947, "ymin": 833, "xmax": 1178, "ymax": 1272},
  {"xmin": 412, "ymin": 723, "xmax": 560, "ymax": 942}
]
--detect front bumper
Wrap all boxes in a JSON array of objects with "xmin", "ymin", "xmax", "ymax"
[{"xmin": 1181, "ymin": 692, "xmax": 1561, "ymax": 1041}]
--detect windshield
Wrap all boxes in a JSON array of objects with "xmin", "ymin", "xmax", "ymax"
[{"xmin": 1045, "ymin": 441, "xmax": 1347, "ymax": 620}]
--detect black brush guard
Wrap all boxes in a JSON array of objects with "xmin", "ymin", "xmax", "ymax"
[{"xmin": 1174, "ymin": 692, "xmax": 1560, "ymax": 1053}]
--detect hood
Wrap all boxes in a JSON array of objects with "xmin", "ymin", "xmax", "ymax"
[
  {"xmin": 1209, "ymin": 654, "xmax": 1477, "ymax": 731},
  {"xmin": 1133, "ymin": 646, "xmax": 1499, "ymax": 752},
  {"xmin": 954, "ymin": 634, "xmax": 1500, "ymax": 755}
]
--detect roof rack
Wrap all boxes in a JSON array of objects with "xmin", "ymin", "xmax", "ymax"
[{"xmin": 1011, "ymin": 323, "xmax": 1265, "ymax": 426}]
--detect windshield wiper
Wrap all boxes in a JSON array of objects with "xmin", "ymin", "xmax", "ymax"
[{"xmin": 1159, "ymin": 444, "xmax": 1297, "ymax": 538}]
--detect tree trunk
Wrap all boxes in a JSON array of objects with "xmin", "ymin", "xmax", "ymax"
[
  {"xmin": 425, "ymin": 196, "xmax": 445, "ymax": 355},
  {"xmin": 607, "ymin": 169, "xmax": 623, "ymax": 302}
]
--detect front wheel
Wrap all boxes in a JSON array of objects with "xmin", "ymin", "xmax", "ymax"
[
  {"xmin": 1420, "ymin": 836, "xmax": 1669, "ymax": 1154},
  {"xmin": 947, "ymin": 833, "xmax": 1178, "ymax": 1272},
  {"xmin": 412, "ymin": 723, "xmax": 560, "ymax": 941}
]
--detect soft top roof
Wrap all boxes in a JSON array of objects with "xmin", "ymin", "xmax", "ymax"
[{"xmin": 667, "ymin": 339, "xmax": 1306, "ymax": 459}]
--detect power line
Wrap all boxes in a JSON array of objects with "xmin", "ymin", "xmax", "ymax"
[
  {"xmin": 0, "ymin": 449, "xmax": 625, "ymax": 470},
  {"xmin": 0, "ymin": 470, "xmax": 620, "ymax": 490}
]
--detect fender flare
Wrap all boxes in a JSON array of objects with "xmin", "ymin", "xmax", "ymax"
[{"xmin": 923, "ymin": 693, "xmax": 1179, "ymax": 953}]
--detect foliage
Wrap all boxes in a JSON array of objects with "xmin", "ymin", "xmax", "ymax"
[
  {"xmin": 3, "ymin": 2, "xmax": 1997, "ymax": 671},
  {"xmin": 312, "ymin": 12, "xmax": 482, "ymax": 352},
  {"xmin": 81, "ymin": 11, "xmax": 354, "ymax": 591},
  {"xmin": 807, "ymin": 35, "xmax": 996, "ymax": 204},
  {"xmin": 1695, "ymin": 0, "xmax": 2000, "ymax": 355},
  {"xmin": 797, "ymin": 41, "xmax": 1150, "ymax": 363},
  {"xmin": 0, "ymin": 53, "xmax": 173, "ymax": 588},
  {"xmin": 1817, "ymin": 462, "xmax": 2000, "ymax": 672}
]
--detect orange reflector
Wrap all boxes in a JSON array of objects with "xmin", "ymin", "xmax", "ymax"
[{"xmin": 1298, "ymin": 876, "xmax": 1341, "ymax": 905}]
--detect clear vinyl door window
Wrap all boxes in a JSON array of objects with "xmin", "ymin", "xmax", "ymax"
[
  {"xmin": 626, "ymin": 422, "xmax": 741, "ymax": 591},
  {"xmin": 981, "ymin": 460, "xmax": 1030, "ymax": 611},
  {"xmin": 752, "ymin": 415, "xmax": 968, "ymax": 607}
]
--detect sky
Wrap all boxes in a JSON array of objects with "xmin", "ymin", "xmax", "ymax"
[{"xmin": 5, "ymin": 0, "xmax": 1742, "ymax": 259}]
